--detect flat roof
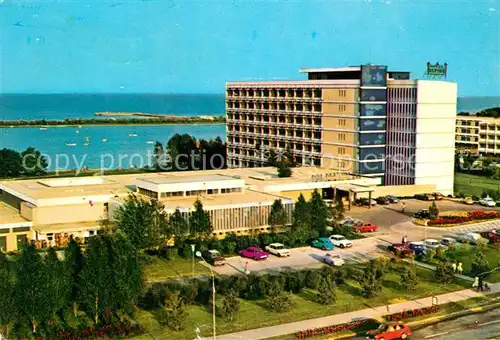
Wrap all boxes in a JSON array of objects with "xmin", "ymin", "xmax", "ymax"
[
  {"xmin": 137, "ymin": 174, "xmax": 238, "ymax": 185},
  {"xmin": 34, "ymin": 221, "xmax": 100, "ymax": 234},
  {"xmin": 0, "ymin": 166, "xmax": 375, "ymax": 205},
  {"xmin": 299, "ymin": 66, "xmax": 361, "ymax": 73}
]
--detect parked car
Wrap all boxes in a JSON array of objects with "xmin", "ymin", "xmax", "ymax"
[
  {"xmin": 413, "ymin": 209, "xmax": 431, "ymax": 219},
  {"xmin": 312, "ymin": 237, "xmax": 334, "ymax": 250},
  {"xmin": 432, "ymin": 192, "xmax": 444, "ymax": 200},
  {"xmin": 376, "ymin": 196, "xmax": 390, "ymax": 205},
  {"xmin": 479, "ymin": 197, "xmax": 496, "ymax": 207},
  {"xmin": 355, "ymin": 197, "xmax": 377, "ymax": 206},
  {"xmin": 386, "ymin": 195, "xmax": 399, "ymax": 203},
  {"xmin": 366, "ymin": 322, "xmax": 412, "ymax": 340},
  {"xmin": 407, "ymin": 241, "xmax": 426, "ymax": 255},
  {"xmin": 424, "ymin": 238, "xmax": 444, "ymax": 250},
  {"xmin": 265, "ymin": 243, "xmax": 291, "ymax": 257},
  {"xmin": 497, "ymin": 201, "xmax": 500, "ymax": 207},
  {"xmin": 341, "ymin": 219, "xmax": 361, "ymax": 228},
  {"xmin": 239, "ymin": 246, "xmax": 268, "ymax": 260},
  {"xmin": 329, "ymin": 234, "xmax": 353, "ymax": 248},
  {"xmin": 479, "ymin": 231, "xmax": 500, "ymax": 244},
  {"xmin": 454, "ymin": 232, "xmax": 484, "ymax": 245},
  {"xmin": 440, "ymin": 237, "xmax": 457, "ymax": 247},
  {"xmin": 322, "ymin": 253, "xmax": 345, "ymax": 267},
  {"xmin": 388, "ymin": 243, "xmax": 414, "ymax": 257},
  {"xmin": 463, "ymin": 197, "xmax": 474, "ymax": 205},
  {"xmin": 203, "ymin": 250, "xmax": 226, "ymax": 266},
  {"xmin": 414, "ymin": 193, "xmax": 434, "ymax": 201},
  {"xmin": 353, "ymin": 222, "xmax": 378, "ymax": 233}
]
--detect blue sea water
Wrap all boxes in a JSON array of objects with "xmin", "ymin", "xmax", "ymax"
[{"xmin": 0, "ymin": 94, "xmax": 498, "ymax": 170}]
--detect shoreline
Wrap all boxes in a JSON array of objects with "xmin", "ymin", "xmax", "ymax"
[{"xmin": 0, "ymin": 122, "xmax": 226, "ymax": 128}]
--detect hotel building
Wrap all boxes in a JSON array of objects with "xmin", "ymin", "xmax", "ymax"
[
  {"xmin": 455, "ymin": 116, "xmax": 500, "ymax": 155},
  {"xmin": 226, "ymin": 65, "xmax": 457, "ymax": 194}
]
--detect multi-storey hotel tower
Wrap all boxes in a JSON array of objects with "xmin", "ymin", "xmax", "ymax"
[{"xmin": 226, "ymin": 65, "xmax": 457, "ymax": 194}]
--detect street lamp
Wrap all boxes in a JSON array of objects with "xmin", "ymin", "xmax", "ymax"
[
  {"xmin": 195, "ymin": 250, "xmax": 216, "ymax": 340},
  {"xmin": 190, "ymin": 244, "xmax": 196, "ymax": 277}
]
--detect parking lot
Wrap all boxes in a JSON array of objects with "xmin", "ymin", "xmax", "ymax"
[
  {"xmin": 213, "ymin": 237, "xmax": 387, "ymax": 276},
  {"xmin": 212, "ymin": 198, "xmax": 500, "ymax": 276}
]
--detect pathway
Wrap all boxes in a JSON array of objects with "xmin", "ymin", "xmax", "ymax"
[{"xmin": 209, "ymin": 283, "xmax": 500, "ymax": 340}]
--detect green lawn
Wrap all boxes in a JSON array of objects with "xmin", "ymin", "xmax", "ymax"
[
  {"xmin": 453, "ymin": 245, "xmax": 500, "ymax": 282},
  {"xmin": 454, "ymin": 172, "xmax": 500, "ymax": 197},
  {"xmin": 143, "ymin": 257, "xmax": 211, "ymax": 282},
  {"xmin": 133, "ymin": 266, "xmax": 468, "ymax": 340}
]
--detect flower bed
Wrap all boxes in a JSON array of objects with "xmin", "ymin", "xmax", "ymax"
[
  {"xmin": 427, "ymin": 210, "xmax": 500, "ymax": 226},
  {"xmin": 384, "ymin": 305, "xmax": 439, "ymax": 321},
  {"xmin": 36, "ymin": 321, "xmax": 145, "ymax": 340},
  {"xmin": 295, "ymin": 319, "xmax": 372, "ymax": 339}
]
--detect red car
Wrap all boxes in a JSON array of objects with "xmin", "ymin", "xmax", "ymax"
[
  {"xmin": 239, "ymin": 246, "xmax": 269, "ymax": 260},
  {"xmin": 387, "ymin": 243, "xmax": 414, "ymax": 257},
  {"xmin": 353, "ymin": 222, "xmax": 378, "ymax": 233},
  {"xmin": 480, "ymin": 231, "xmax": 500, "ymax": 244},
  {"xmin": 366, "ymin": 322, "xmax": 411, "ymax": 340}
]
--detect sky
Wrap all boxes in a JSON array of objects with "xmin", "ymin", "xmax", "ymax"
[{"xmin": 0, "ymin": 0, "xmax": 498, "ymax": 96}]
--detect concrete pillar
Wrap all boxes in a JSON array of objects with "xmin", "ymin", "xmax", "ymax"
[
  {"xmin": 348, "ymin": 190, "xmax": 352, "ymax": 211},
  {"xmin": 368, "ymin": 191, "xmax": 372, "ymax": 209}
]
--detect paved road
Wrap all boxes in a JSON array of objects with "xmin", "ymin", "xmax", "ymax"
[{"xmin": 351, "ymin": 308, "xmax": 500, "ymax": 340}]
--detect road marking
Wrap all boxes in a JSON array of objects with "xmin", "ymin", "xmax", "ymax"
[
  {"xmin": 478, "ymin": 320, "xmax": 500, "ymax": 327},
  {"xmin": 425, "ymin": 331, "xmax": 449, "ymax": 338}
]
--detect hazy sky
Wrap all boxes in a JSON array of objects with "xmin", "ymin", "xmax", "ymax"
[{"xmin": 1, "ymin": 0, "xmax": 498, "ymax": 95}]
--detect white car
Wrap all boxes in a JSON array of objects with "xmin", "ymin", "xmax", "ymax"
[
  {"xmin": 329, "ymin": 234, "xmax": 353, "ymax": 248},
  {"xmin": 322, "ymin": 253, "xmax": 345, "ymax": 267},
  {"xmin": 424, "ymin": 239, "xmax": 443, "ymax": 249},
  {"xmin": 265, "ymin": 243, "xmax": 291, "ymax": 257},
  {"xmin": 454, "ymin": 232, "xmax": 483, "ymax": 245},
  {"xmin": 440, "ymin": 237, "xmax": 457, "ymax": 247},
  {"xmin": 479, "ymin": 197, "xmax": 496, "ymax": 207}
]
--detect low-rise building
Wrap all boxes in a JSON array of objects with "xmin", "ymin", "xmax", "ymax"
[{"xmin": 455, "ymin": 116, "xmax": 500, "ymax": 155}]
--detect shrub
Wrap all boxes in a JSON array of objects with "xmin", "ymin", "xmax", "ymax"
[
  {"xmin": 284, "ymin": 271, "xmax": 306, "ymax": 293},
  {"xmin": 221, "ymin": 238, "xmax": 237, "ymax": 255},
  {"xmin": 216, "ymin": 290, "xmax": 240, "ymax": 321},
  {"xmin": 305, "ymin": 270, "xmax": 322, "ymax": 289},
  {"xmin": 399, "ymin": 268, "xmax": 418, "ymax": 291},
  {"xmin": 435, "ymin": 263, "xmax": 455, "ymax": 284},
  {"xmin": 317, "ymin": 276, "xmax": 336, "ymax": 305},
  {"xmin": 179, "ymin": 279, "xmax": 199, "ymax": 305},
  {"xmin": 158, "ymin": 291, "xmax": 187, "ymax": 331},
  {"xmin": 265, "ymin": 283, "xmax": 295, "ymax": 312},
  {"xmin": 471, "ymin": 251, "xmax": 490, "ymax": 276}
]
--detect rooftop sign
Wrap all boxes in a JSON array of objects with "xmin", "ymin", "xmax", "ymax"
[{"xmin": 426, "ymin": 62, "xmax": 448, "ymax": 78}]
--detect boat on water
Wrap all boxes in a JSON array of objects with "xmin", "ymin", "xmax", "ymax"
[
  {"xmin": 76, "ymin": 130, "xmax": 80, "ymax": 134},
  {"xmin": 128, "ymin": 133, "xmax": 138, "ymax": 137},
  {"xmin": 146, "ymin": 141, "xmax": 155, "ymax": 144},
  {"xmin": 66, "ymin": 143, "xmax": 77, "ymax": 147},
  {"xmin": 40, "ymin": 127, "xmax": 48, "ymax": 130},
  {"xmin": 102, "ymin": 138, "xmax": 108, "ymax": 142},
  {"xmin": 78, "ymin": 125, "xmax": 82, "ymax": 128},
  {"xmin": 84, "ymin": 143, "xmax": 89, "ymax": 147},
  {"xmin": 85, "ymin": 136, "xmax": 90, "ymax": 141}
]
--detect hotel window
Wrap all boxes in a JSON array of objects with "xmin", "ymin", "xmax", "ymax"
[
  {"xmin": 207, "ymin": 189, "xmax": 218, "ymax": 195},
  {"xmin": 338, "ymin": 118, "xmax": 347, "ymax": 127},
  {"xmin": 338, "ymin": 147, "xmax": 346, "ymax": 154},
  {"xmin": 338, "ymin": 89, "xmax": 346, "ymax": 97},
  {"xmin": 338, "ymin": 133, "xmax": 346, "ymax": 141},
  {"xmin": 13, "ymin": 226, "xmax": 30, "ymax": 233},
  {"xmin": 338, "ymin": 104, "xmax": 346, "ymax": 112},
  {"xmin": 0, "ymin": 236, "xmax": 5, "ymax": 252},
  {"xmin": 0, "ymin": 228, "xmax": 9, "ymax": 234}
]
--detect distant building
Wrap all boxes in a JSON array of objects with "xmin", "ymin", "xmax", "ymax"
[
  {"xmin": 226, "ymin": 65, "xmax": 457, "ymax": 194},
  {"xmin": 455, "ymin": 116, "xmax": 500, "ymax": 155}
]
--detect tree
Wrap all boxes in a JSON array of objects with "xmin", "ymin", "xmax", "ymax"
[
  {"xmin": 166, "ymin": 133, "xmax": 197, "ymax": 171},
  {"xmin": 79, "ymin": 236, "xmax": 112, "ymax": 324},
  {"xmin": 0, "ymin": 268, "xmax": 15, "ymax": 338},
  {"xmin": 435, "ymin": 263, "xmax": 455, "ymax": 284},
  {"xmin": 471, "ymin": 250, "xmax": 490, "ymax": 276},
  {"xmin": 399, "ymin": 268, "xmax": 418, "ymax": 291},
  {"xmin": 268, "ymin": 199, "xmax": 288, "ymax": 232},
  {"xmin": 14, "ymin": 243, "xmax": 47, "ymax": 333},
  {"xmin": 153, "ymin": 141, "xmax": 165, "ymax": 171},
  {"xmin": 309, "ymin": 189, "xmax": 330, "ymax": 235},
  {"xmin": 292, "ymin": 194, "xmax": 311, "ymax": 243},
  {"xmin": 429, "ymin": 200, "xmax": 439, "ymax": 219},
  {"xmin": 20, "ymin": 147, "xmax": 48, "ymax": 176},
  {"xmin": 265, "ymin": 282, "xmax": 295, "ymax": 313},
  {"xmin": 114, "ymin": 194, "xmax": 170, "ymax": 249},
  {"xmin": 268, "ymin": 149, "xmax": 278, "ymax": 167},
  {"xmin": 44, "ymin": 248, "xmax": 70, "ymax": 322},
  {"xmin": 168, "ymin": 209, "xmax": 189, "ymax": 239},
  {"xmin": 317, "ymin": 276, "xmax": 336, "ymax": 305},
  {"xmin": 330, "ymin": 200, "xmax": 345, "ymax": 225},
  {"xmin": 277, "ymin": 162, "xmax": 292, "ymax": 178},
  {"xmin": 189, "ymin": 199, "xmax": 212, "ymax": 235},
  {"xmin": 361, "ymin": 260, "xmax": 383, "ymax": 298},
  {"xmin": 0, "ymin": 148, "xmax": 23, "ymax": 178},
  {"xmin": 159, "ymin": 290, "xmax": 187, "ymax": 331},
  {"xmin": 217, "ymin": 290, "xmax": 240, "ymax": 321},
  {"xmin": 65, "ymin": 238, "xmax": 84, "ymax": 316}
]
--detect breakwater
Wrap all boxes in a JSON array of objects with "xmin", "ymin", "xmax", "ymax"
[{"xmin": 0, "ymin": 114, "xmax": 226, "ymax": 127}]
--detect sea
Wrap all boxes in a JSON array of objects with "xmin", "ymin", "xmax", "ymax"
[{"xmin": 0, "ymin": 94, "xmax": 498, "ymax": 170}]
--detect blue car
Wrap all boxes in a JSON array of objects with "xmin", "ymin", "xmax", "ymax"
[
  {"xmin": 408, "ymin": 241, "xmax": 426, "ymax": 255},
  {"xmin": 312, "ymin": 237, "xmax": 334, "ymax": 250}
]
